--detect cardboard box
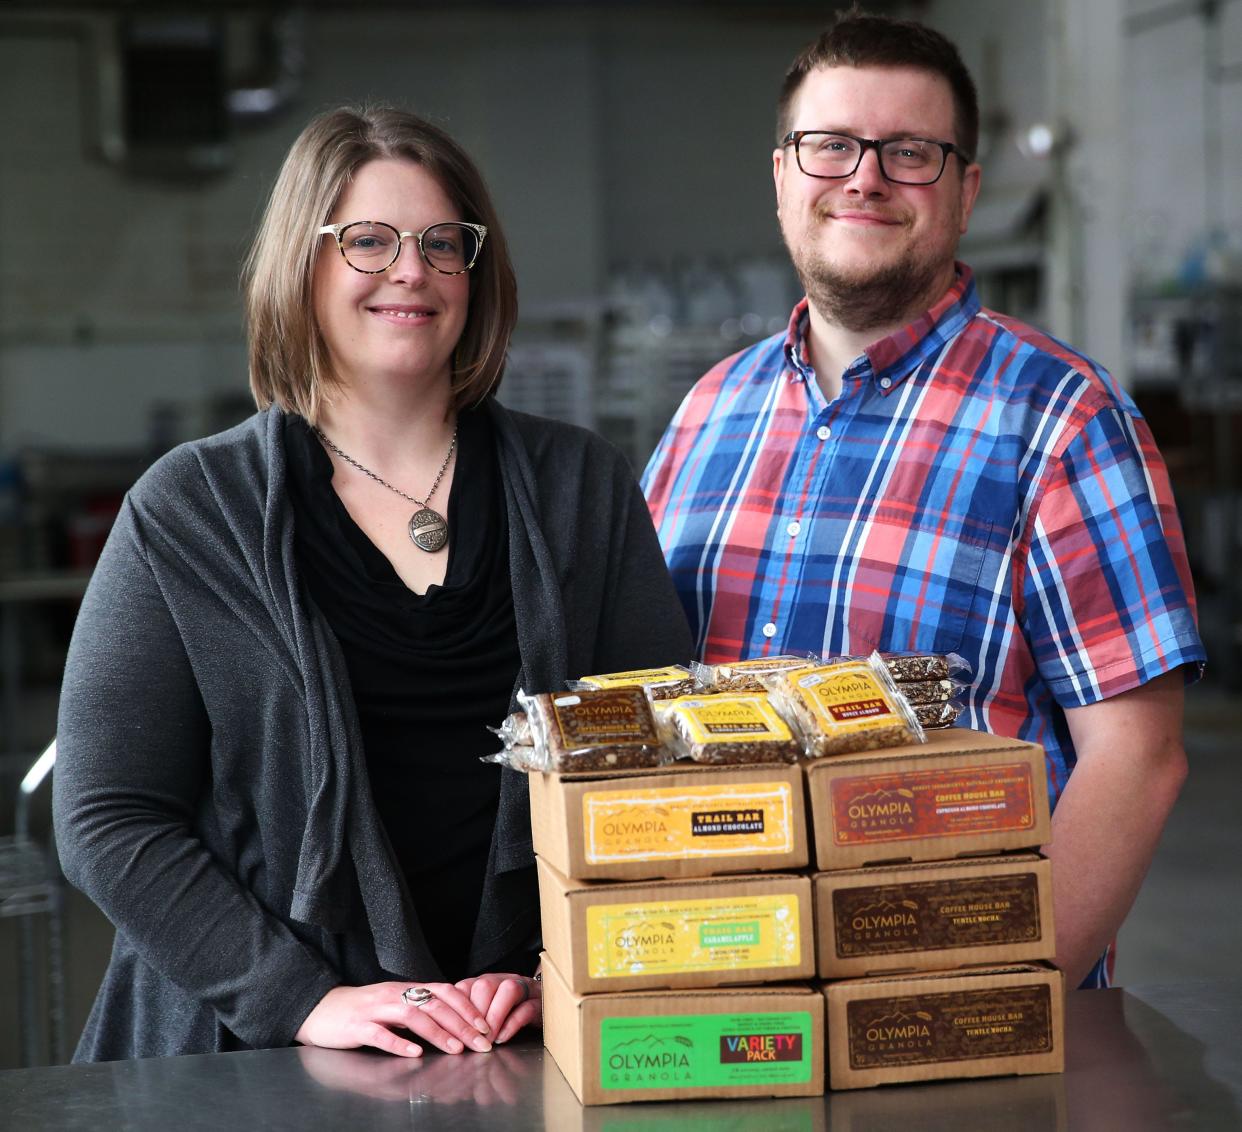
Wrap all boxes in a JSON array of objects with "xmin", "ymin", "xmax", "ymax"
[
  {"xmin": 529, "ymin": 760, "xmax": 808, "ymax": 881},
  {"xmin": 538, "ymin": 857, "xmax": 816, "ymax": 993},
  {"xmin": 814, "ymin": 853, "xmax": 1055, "ymax": 977},
  {"xmin": 542, "ymin": 952, "xmax": 825, "ymax": 1105},
  {"xmin": 824, "ymin": 963, "xmax": 1064, "ymax": 1090},
  {"xmin": 804, "ymin": 728, "xmax": 1051, "ymax": 870}
]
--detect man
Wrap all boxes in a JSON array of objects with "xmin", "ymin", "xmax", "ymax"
[{"xmin": 642, "ymin": 11, "xmax": 1205, "ymax": 989}]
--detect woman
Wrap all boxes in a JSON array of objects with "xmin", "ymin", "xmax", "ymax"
[{"xmin": 52, "ymin": 106, "xmax": 693, "ymax": 1062}]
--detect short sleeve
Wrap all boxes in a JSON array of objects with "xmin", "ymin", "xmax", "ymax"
[{"xmin": 1020, "ymin": 405, "xmax": 1205, "ymax": 707}]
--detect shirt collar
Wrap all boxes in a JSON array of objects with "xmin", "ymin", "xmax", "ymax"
[
  {"xmin": 782, "ymin": 297, "xmax": 814, "ymax": 384},
  {"xmin": 781, "ymin": 263, "xmax": 981, "ymax": 395}
]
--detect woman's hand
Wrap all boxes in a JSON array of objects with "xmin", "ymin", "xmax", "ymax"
[
  {"xmin": 454, "ymin": 972, "xmax": 542, "ymax": 1044},
  {"xmin": 294, "ymin": 982, "xmax": 495, "ymax": 1057}
]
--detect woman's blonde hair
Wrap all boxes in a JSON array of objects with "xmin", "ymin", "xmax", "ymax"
[{"xmin": 243, "ymin": 106, "xmax": 518, "ymax": 421}]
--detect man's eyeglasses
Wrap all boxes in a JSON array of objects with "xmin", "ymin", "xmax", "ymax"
[
  {"xmin": 317, "ymin": 220, "xmax": 488, "ymax": 275},
  {"xmin": 781, "ymin": 131, "xmax": 971, "ymax": 186}
]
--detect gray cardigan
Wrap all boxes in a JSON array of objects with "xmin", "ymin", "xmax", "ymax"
[{"xmin": 53, "ymin": 403, "xmax": 693, "ymax": 1061}]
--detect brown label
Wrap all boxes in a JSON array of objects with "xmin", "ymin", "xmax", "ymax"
[
  {"xmin": 846, "ymin": 984, "xmax": 1053, "ymax": 1069},
  {"xmin": 829, "ymin": 762, "xmax": 1036, "ymax": 845},
  {"xmin": 833, "ymin": 873, "xmax": 1042, "ymax": 957},
  {"xmin": 550, "ymin": 689, "xmax": 657, "ymax": 746}
]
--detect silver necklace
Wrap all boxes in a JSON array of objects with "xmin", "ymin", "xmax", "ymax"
[{"xmin": 314, "ymin": 425, "xmax": 458, "ymax": 553}]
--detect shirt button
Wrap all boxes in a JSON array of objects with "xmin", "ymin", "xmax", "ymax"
[
  {"xmin": 787, "ymin": 521, "xmax": 801, "ymax": 537},
  {"xmin": 761, "ymin": 622, "xmax": 777, "ymax": 638},
  {"xmin": 816, "ymin": 425, "xmax": 831, "ymax": 441},
  {"xmin": 879, "ymin": 377, "xmax": 893, "ymax": 390}
]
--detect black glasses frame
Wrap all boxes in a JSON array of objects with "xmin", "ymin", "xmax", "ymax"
[
  {"xmin": 781, "ymin": 130, "xmax": 972, "ymax": 186},
  {"xmin": 317, "ymin": 219, "xmax": 488, "ymax": 275}
]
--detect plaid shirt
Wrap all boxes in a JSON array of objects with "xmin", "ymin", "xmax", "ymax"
[{"xmin": 643, "ymin": 264, "xmax": 1204, "ymax": 811}]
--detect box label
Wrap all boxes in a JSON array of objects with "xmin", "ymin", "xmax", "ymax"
[
  {"xmin": 586, "ymin": 893, "xmax": 801, "ymax": 977},
  {"xmin": 598, "ymin": 1113, "xmax": 815, "ymax": 1132},
  {"xmin": 833, "ymin": 872, "xmax": 1043, "ymax": 957},
  {"xmin": 846, "ymin": 984, "xmax": 1054, "ymax": 1069},
  {"xmin": 829, "ymin": 762, "xmax": 1036, "ymax": 846},
  {"xmin": 583, "ymin": 782, "xmax": 794, "ymax": 863},
  {"xmin": 600, "ymin": 1011, "xmax": 813, "ymax": 1090}
]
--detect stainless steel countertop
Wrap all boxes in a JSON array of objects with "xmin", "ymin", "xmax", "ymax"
[{"xmin": 2, "ymin": 980, "xmax": 1239, "ymax": 1130}]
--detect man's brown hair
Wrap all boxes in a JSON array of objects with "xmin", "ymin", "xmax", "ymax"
[{"xmin": 777, "ymin": 8, "xmax": 979, "ymax": 160}]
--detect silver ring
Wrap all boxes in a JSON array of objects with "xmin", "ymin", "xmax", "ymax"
[
  {"xmin": 512, "ymin": 978, "xmax": 530, "ymax": 1005},
  {"xmin": 401, "ymin": 986, "xmax": 434, "ymax": 1007}
]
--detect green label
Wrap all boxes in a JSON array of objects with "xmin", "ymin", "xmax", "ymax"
[
  {"xmin": 601, "ymin": 1110, "xmax": 816, "ymax": 1132},
  {"xmin": 599, "ymin": 1011, "xmax": 813, "ymax": 1091},
  {"xmin": 701, "ymin": 921, "xmax": 762, "ymax": 948}
]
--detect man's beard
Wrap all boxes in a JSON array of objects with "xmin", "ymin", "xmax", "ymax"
[{"xmin": 787, "ymin": 215, "xmax": 952, "ymax": 334}]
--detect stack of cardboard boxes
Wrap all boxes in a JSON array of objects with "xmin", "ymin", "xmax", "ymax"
[
  {"xmin": 532, "ymin": 755, "xmax": 825, "ymax": 1105},
  {"xmin": 529, "ymin": 704, "xmax": 1066, "ymax": 1103},
  {"xmin": 805, "ymin": 727, "xmax": 1065, "ymax": 1089}
]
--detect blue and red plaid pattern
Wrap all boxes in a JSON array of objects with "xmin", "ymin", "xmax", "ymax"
[{"xmin": 642, "ymin": 264, "xmax": 1205, "ymax": 814}]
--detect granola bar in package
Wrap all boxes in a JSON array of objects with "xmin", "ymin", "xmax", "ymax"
[
  {"xmin": 483, "ymin": 711, "xmax": 541, "ymax": 771},
  {"xmin": 875, "ymin": 652, "xmax": 970, "ymax": 728},
  {"xmin": 761, "ymin": 652, "xmax": 925, "ymax": 757},
  {"xmin": 893, "ymin": 678, "xmax": 965, "ymax": 706},
  {"xmin": 878, "ymin": 651, "xmax": 970, "ymax": 684},
  {"xmin": 569, "ymin": 664, "xmax": 696, "ymax": 701},
  {"xmin": 690, "ymin": 654, "xmax": 820, "ymax": 693},
  {"xmin": 913, "ymin": 700, "xmax": 965, "ymax": 730},
  {"xmin": 514, "ymin": 687, "xmax": 667, "ymax": 772},
  {"xmin": 493, "ymin": 710, "xmax": 533, "ymax": 748},
  {"xmin": 654, "ymin": 692, "xmax": 802, "ymax": 765}
]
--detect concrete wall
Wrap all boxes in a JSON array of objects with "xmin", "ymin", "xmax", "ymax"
[
  {"xmin": 1, "ymin": 0, "xmax": 1237, "ymax": 447},
  {"xmin": 0, "ymin": 6, "xmax": 828, "ymax": 452}
]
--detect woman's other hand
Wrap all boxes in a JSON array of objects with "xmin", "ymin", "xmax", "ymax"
[
  {"xmin": 295, "ymin": 982, "xmax": 494, "ymax": 1057},
  {"xmin": 453, "ymin": 972, "xmax": 542, "ymax": 1044}
]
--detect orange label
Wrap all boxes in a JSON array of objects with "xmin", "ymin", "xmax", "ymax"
[
  {"xmin": 829, "ymin": 762, "xmax": 1036, "ymax": 845},
  {"xmin": 583, "ymin": 782, "xmax": 795, "ymax": 863}
]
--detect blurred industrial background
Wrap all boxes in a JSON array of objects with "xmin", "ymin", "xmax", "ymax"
[{"xmin": 1, "ymin": 0, "xmax": 1239, "ymax": 1070}]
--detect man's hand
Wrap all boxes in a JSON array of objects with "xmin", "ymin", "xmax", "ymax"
[{"xmin": 1048, "ymin": 669, "xmax": 1189, "ymax": 987}]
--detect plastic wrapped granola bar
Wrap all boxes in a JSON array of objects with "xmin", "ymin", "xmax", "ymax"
[
  {"xmin": 691, "ymin": 654, "xmax": 820, "ymax": 693},
  {"xmin": 762, "ymin": 652, "xmax": 925, "ymax": 757},
  {"xmin": 891, "ymin": 677, "xmax": 968, "ymax": 706},
  {"xmin": 879, "ymin": 651, "xmax": 971, "ymax": 684},
  {"xmin": 514, "ymin": 687, "xmax": 666, "ymax": 772},
  {"xmin": 914, "ymin": 700, "xmax": 965, "ymax": 729},
  {"xmin": 654, "ymin": 692, "xmax": 802, "ymax": 765},
  {"xmin": 492, "ymin": 710, "xmax": 533, "ymax": 748},
  {"xmin": 569, "ymin": 664, "xmax": 696, "ymax": 701}
]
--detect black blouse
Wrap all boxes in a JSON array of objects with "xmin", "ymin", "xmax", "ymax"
[{"xmin": 284, "ymin": 410, "xmax": 521, "ymax": 981}]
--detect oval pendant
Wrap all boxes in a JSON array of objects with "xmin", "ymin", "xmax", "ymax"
[{"xmin": 408, "ymin": 507, "xmax": 449, "ymax": 553}]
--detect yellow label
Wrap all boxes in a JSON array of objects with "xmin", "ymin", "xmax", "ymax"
[
  {"xmin": 583, "ymin": 782, "xmax": 795, "ymax": 863},
  {"xmin": 586, "ymin": 893, "xmax": 801, "ymax": 977},
  {"xmin": 796, "ymin": 664, "xmax": 898, "ymax": 733},
  {"xmin": 580, "ymin": 666, "xmax": 689, "ymax": 688},
  {"xmin": 725, "ymin": 656, "xmax": 812, "ymax": 673},
  {"xmin": 671, "ymin": 695, "xmax": 793, "ymax": 745}
]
